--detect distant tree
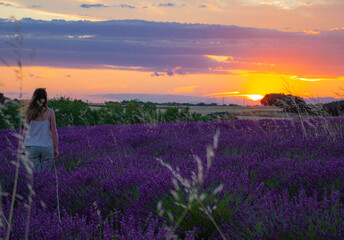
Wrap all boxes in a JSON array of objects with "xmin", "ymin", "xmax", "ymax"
[
  {"xmin": 0, "ymin": 92, "xmax": 9, "ymax": 104},
  {"xmin": 261, "ymin": 93, "xmax": 286, "ymax": 106},
  {"xmin": 261, "ymin": 93, "xmax": 309, "ymax": 114},
  {"xmin": 323, "ymin": 100, "xmax": 344, "ymax": 116},
  {"xmin": 196, "ymin": 103, "xmax": 206, "ymax": 106}
]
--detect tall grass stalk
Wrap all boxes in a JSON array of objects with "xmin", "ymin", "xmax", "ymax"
[
  {"xmin": 5, "ymin": 150, "xmax": 20, "ymax": 240},
  {"xmin": 20, "ymin": 144, "xmax": 34, "ymax": 240},
  {"xmin": 1, "ymin": 17, "xmax": 35, "ymax": 239},
  {"xmin": 4, "ymin": 119, "xmax": 23, "ymax": 240},
  {"xmin": 53, "ymin": 161, "xmax": 61, "ymax": 223},
  {"xmin": 0, "ymin": 185, "xmax": 9, "ymax": 231},
  {"xmin": 157, "ymin": 129, "xmax": 227, "ymax": 239},
  {"xmin": 280, "ymin": 77, "xmax": 343, "ymax": 139},
  {"xmin": 24, "ymin": 169, "xmax": 34, "ymax": 240}
]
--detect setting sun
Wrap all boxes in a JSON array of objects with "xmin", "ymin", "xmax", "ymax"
[{"xmin": 245, "ymin": 95, "xmax": 264, "ymax": 101}]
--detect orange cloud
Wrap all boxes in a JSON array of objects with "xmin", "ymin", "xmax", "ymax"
[
  {"xmin": 290, "ymin": 76, "xmax": 336, "ymax": 82},
  {"xmin": 330, "ymin": 27, "xmax": 344, "ymax": 31},
  {"xmin": 204, "ymin": 55, "xmax": 235, "ymax": 63},
  {"xmin": 303, "ymin": 30, "xmax": 320, "ymax": 34}
]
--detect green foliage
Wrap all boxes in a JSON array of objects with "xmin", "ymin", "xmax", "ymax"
[
  {"xmin": 48, "ymin": 97, "xmax": 90, "ymax": 127},
  {"xmin": 84, "ymin": 108, "xmax": 100, "ymax": 125},
  {"xmin": 163, "ymin": 107, "xmax": 179, "ymax": 122},
  {"xmin": 113, "ymin": 187, "xmax": 140, "ymax": 212},
  {"xmin": 158, "ymin": 192, "xmax": 233, "ymax": 239},
  {"xmin": 155, "ymin": 131, "xmax": 226, "ymax": 239},
  {"xmin": 124, "ymin": 100, "xmax": 142, "ymax": 124},
  {"xmin": 163, "ymin": 106, "xmax": 206, "ymax": 122},
  {"xmin": 97, "ymin": 102, "xmax": 124, "ymax": 125},
  {"xmin": 123, "ymin": 101, "xmax": 161, "ymax": 124},
  {"xmin": 0, "ymin": 109, "xmax": 12, "ymax": 129},
  {"xmin": 0, "ymin": 104, "xmax": 20, "ymax": 129},
  {"xmin": 0, "ymin": 97, "xmax": 210, "ymax": 129}
]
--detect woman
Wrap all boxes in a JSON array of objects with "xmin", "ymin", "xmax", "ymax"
[{"xmin": 22, "ymin": 88, "xmax": 59, "ymax": 172}]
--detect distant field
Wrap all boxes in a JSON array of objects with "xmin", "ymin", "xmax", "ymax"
[
  {"xmin": 183, "ymin": 105, "xmax": 295, "ymax": 119},
  {"xmin": 89, "ymin": 103, "xmax": 296, "ymax": 119}
]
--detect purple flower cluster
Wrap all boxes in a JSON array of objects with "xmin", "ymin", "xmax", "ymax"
[{"xmin": 1, "ymin": 118, "xmax": 344, "ymax": 239}]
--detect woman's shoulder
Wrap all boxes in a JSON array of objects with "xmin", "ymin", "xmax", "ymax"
[{"xmin": 46, "ymin": 108, "xmax": 55, "ymax": 117}]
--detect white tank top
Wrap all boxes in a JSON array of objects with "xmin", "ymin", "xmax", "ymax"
[{"xmin": 24, "ymin": 119, "xmax": 54, "ymax": 147}]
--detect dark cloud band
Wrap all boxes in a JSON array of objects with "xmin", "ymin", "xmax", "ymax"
[
  {"xmin": 0, "ymin": 18, "xmax": 343, "ymax": 78},
  {"xmin": 80, "ymin": 4, "xmax": 108, "ymax": 8}
]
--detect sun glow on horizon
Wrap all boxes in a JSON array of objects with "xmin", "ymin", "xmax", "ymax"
[
  {"xmin": 206, "ymin": 91, "xmax": 264, "ymax": 101},
  {"xmin": 1, "ymin": 66, "xmax": 343, "ymax": 105},
  {"xmin": 245, "ymin": 94, "xmax": 264, "ymax": 101}
]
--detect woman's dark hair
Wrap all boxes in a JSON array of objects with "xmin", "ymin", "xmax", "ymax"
[{"xmin": 26, "ymin": 88, "xmax": 48, "ymax": 120}]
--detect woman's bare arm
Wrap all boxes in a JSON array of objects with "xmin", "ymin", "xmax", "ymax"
[{"xmin": 49, "ymin": 109, "xmax": 59, "ymax": 155}]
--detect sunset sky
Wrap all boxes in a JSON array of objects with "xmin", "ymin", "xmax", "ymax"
[{"xmin": 0, "ymin": 0, "xmax": 344, "ymax": 104}]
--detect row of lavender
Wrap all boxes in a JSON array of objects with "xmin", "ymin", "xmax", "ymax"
[{"xmin": 1, "ymin": 118, "xmax": 344, "ymax": 239}]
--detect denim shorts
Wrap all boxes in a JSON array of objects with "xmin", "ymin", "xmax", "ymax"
[{"xmin": 25, "ymin": 146, "xmax": 54, "ymax": 172}]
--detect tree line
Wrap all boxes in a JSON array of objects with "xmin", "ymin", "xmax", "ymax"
[
  {"xmin": 1, "ymin": 93, "xmax": 343, "ymax": 130},
  {"xmin": 0, "ymin": 96, "xmax": 207, "ymax": 129}
]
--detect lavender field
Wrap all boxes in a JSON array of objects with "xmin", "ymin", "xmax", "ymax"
[{"xmin": 1, "ymin": 118, "xmax": 344, "ymax": 239}]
